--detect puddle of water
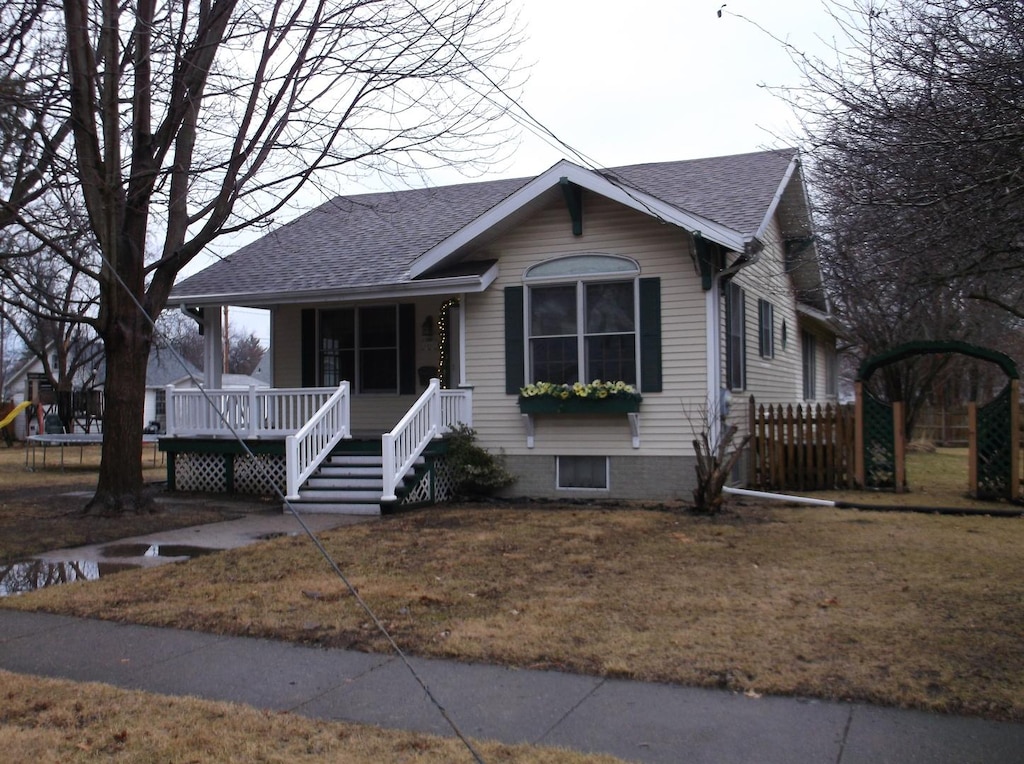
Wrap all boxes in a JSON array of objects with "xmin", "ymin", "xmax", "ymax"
[
  {"xmin": 100, "ymin": 543, "xmax": 224, "ymax": 559},
  {"xmin": 0, "ymin": 559, "xmax": 139, "ymax": 597}
]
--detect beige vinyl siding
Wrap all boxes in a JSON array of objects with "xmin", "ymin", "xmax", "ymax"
[
  {"xmin": 273, "ymin": 305, "xmax": 302, "ymax": 388},
  {"xmin": 465, "ymin": 191, "xmax": 708, "ymax": 458},
  {"xmin": 729, "ymin": 217, "xmax": 805, "ymax": 404}
]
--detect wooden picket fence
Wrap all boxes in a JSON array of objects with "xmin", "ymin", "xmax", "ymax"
[{"xmin": 747, "ymin": 398, "xmax": 857, "ymax": 491}]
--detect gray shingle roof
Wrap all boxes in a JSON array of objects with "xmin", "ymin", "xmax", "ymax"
[
  {"xmin": 605, "ymin": 149, "xmax": 797, "ymax": 236},
  {"xmin": 172, "ymin": 149, "xmax": 799, "ymax": 303}
]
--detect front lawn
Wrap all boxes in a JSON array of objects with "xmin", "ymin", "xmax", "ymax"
[{"xmin": 7, "ymin": 501, "xmax": 1023, "ymax": 722}]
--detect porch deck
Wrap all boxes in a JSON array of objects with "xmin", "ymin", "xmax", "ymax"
[{"xmin": 159, "ymin": 381, "xmax": 471, "ymax": 512}]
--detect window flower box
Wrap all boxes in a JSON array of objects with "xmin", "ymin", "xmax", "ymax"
[{"xmin": 518, "ymin": 381, "xmax": 641, "ymax": 415}]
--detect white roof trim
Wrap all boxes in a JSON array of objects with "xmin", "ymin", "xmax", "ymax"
[
  {"xmin": 754, "ymin": 154, "xmax": 799, "ymax": 242},
  {"xmin": 175, "ymin": 263, "xmax": 499, "ymax": 309},
  {"xmin": 409, "ymin": 161, "xmax": 747, "ymax": 279},
  {"xmin": 796, "ymin": 302, "xmax": 842, "ymax": 334}
]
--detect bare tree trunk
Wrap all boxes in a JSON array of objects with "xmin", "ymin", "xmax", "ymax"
[
  {"xmin": 692, "ymin": 424, "xmax": 750, "ymax": 515},
  {"xmin": 85, "ymin": 303, "xmax": 153, "ymax": 516}
]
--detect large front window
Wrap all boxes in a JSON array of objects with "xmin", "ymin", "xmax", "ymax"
[
  {"xmin": 526, "ymin": 256, "xmax": 639, "ymax": 385},
  {"xmin": 319, "ymin": 306, "xmax": 399, "ymax": 393}
]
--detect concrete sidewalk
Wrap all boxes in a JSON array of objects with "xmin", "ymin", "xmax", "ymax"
[{"xmin": 1, "ymin": 608, "xmax": 1022, "ymax": 763}]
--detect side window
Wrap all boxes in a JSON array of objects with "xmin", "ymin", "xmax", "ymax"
[
  {"xmin": 725, "ymin": 281, "xmax": 746, "ymax": 390},
  {"xmin": 825, "ymin": 343, "xmax": 838, "ymax": 398},
  {"xmin": 802, "ymin": 330, "xmax": 817, "ymax": 400},
  {"xmin": 758, "ymin": 299, "xmax": 774, "ymax": 359}
]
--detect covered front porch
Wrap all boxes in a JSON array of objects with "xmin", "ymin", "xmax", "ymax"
[{"xmin": 158, "ymin": 380, "xmax": 472, "ymax": 513}]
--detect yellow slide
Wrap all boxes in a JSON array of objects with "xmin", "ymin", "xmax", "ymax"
[{"xmin": 0, "ymin": 400, "xmax": 32, "ymax": 430}]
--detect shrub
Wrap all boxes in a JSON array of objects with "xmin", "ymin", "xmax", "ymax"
[{"xmin": 443, "ymin": 424, "xmax": 515, "ymax": 499}]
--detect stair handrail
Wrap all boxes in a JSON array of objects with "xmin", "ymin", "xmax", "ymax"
[
  {"xmin": 381, "ymin": 378, "xmax": 445, "ymax": 502},
  {"xmin": 285, "ymin": 381, "xmax": 351, "ymax": 500}
]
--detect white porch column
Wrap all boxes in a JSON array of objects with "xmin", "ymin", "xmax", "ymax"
[
  {"xmin": 457, "ymin": 293, "xmax": 467, "ymax": 387},
  {"xmin": 203, "ymin": 307, "xmax": 223, "ymax": 389}
]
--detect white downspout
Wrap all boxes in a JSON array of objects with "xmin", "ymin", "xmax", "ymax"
[{"xmin": 705, "ymin": 275, "xmax": 723, "ymax": 445}]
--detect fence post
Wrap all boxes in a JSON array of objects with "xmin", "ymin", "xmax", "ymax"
[
  {"xmin": 285, "ymin": 434, "xmax": 298, "ymax": 500},
  {"xmin": 854, "ymin": 381, "xmax": 865, "ymax": 488},
  {"xmin": 381, "ymin": 433, "xmax": 398, "ymax": 502},
  {"xmin": 429, "ymin": 378, "xmax": 442, "ymax": 438},
  {"xmin": 967, "ymin": 401, "xmax": 978, "ymax": 497},
  {"xmin": 459, "ymin": 385, "xmax": 473, "ymax": 428},
  {"xmin": 893, "ymin": 401, "xmax": 905, "ymax": 494},
  {"xmin": 165, "ymin": 385, "xmax": 176, "ymax": 436},
  {"xmin": 1011, "ymin": 379, "xmax": 1020, "ymax": 502},
  {"xmin": 747, "ymin": 396, "xmax": 756, "ymax": 487},
  {"xmin": 246, "ymin": 385, "xmax": 257, "ymax": 438}
]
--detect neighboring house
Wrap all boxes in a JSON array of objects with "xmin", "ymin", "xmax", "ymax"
[
  {"xmin": 168, "ymin": 149, "xmax": 838, "ymax": 508},
  {"xmin": 4, "ymin": 344, "xmax": 207, "ymax": 439},
  {"xmin": 133, "ymin": 348, "xmax": 202, "ymax": 434},
  {"xmin": 3, "ymin": 345, "xmax": 102, "ymax": 440}
]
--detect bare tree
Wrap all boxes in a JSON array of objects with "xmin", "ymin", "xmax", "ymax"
[
  {"xmin": 766, "ymin": 0, "xmax": 1024, "ymax": 423},
  {"xmin": 156, "ymin": 311, "xmax": 265, "ymax": 375},
  {"xmin": 0, "ymin": 219, "xmax": 103, "ymax": 431},
  {"xmin": 786, "ymin": 0, "xmax": 1024, "ymax": 321},
  {"xmin": 0, "ymin": 0, "xmax": 522, "ymax": 514}
]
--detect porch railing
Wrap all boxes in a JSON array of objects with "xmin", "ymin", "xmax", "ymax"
[
  {"xmin": 165, "ymin": 385, "xmax": 339, "ymax": 438},
  {"xmin": 381, "ymin": 380, "xmax": 472, "ymax": 502},
  {"xmin": 285, "ymin": 382, "xmax": 351, "ymax": 500}
]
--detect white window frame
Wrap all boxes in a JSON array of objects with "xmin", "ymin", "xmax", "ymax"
[{"xmin": 524, "ymin": 255, "xmax": 641, "ymax": 386}]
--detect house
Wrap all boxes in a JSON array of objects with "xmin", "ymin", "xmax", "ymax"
[
  {"xmin": 166, "ymin": 149, "xmax": 838, "ymax": 511},
  {"xmin": 2, "ymin": 343, "xmax": 208, "ymax": 439},
  {"xmin": 2, "ymin": 344, "xmax": 102, "ymax": 440}
]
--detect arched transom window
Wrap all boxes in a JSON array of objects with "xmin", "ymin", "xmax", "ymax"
[{"xmin": 523, "ymin": 254, "xmax": 641, "ymax": 385}]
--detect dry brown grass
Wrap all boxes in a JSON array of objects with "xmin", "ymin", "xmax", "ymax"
[
  {"xmin": 0, "ymin": 670, "xmax": 620, "ymax": 763},
  {"xmin": 815, "ymin": 447, "xmax": 991, "ymax": 509},
  {"xmin": 8, "ymin": 501, "xmax": 1024, "ymax": 722}
]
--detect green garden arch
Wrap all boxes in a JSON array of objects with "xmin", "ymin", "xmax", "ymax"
[{"xmin": 855, "ymin": 341, "xmax": 1020, "ymax": 500}]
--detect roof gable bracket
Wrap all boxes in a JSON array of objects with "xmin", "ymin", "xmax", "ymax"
[
  {"xmin": 693, "ymin": 232, "xmax": 724, "ymax": 291},
  {"xmin": 559, "ymin": 177, "xmax": 583, "ymax": 236}
]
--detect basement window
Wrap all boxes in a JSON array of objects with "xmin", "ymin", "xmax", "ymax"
[{"xmin": 556, "ymin": 456, "xmax": 609, "ymax": 490}]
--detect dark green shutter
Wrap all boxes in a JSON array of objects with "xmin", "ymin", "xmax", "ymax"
[
  {"xmin": 639, "ymin": 277, "xmax": 662, "ymax": 393},
  {"xmin": 301, "ymin": 309, "xmax": 316, "ymax": 387},
  {"xmin": 399, "ymin": 304, "xmax": 416, "ymax": 395},
  {"xmin": 505, "ymin": 286, "xmax": 525, "ymax": 394}
]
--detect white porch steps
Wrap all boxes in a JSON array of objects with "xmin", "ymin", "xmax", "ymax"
[{"xmin": 286, "ymin": 453, "xmax": 422, "ymax": 515}]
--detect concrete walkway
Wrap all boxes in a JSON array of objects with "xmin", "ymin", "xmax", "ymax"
[{"xmin": 2, "ymin": 512, "xmax": 1023, "ymax": 762}]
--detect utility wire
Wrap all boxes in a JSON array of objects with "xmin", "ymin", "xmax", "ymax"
[
  {"xmin": 399, "ymin": 0, "xmax": 685, "ymax": 227},
  {"xmin": 96, "ymin": 258, "xmax": 486, "ymax": 763}
]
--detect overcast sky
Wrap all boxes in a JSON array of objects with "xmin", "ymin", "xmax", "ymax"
[
  {"xmin": 482, "ymin": 0, "xmax": 839, "ymax": 175},
  {"xmin": 213, "ymin": 0, "xmax": 846, "ymax": 341}
]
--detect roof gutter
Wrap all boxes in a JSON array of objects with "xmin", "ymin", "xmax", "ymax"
[{"xmin": 170, "ymin": 264, "xmax": 499, "ymax": 310}]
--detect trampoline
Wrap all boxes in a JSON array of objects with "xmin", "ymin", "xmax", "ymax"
[{"xmin": 26, "ymin": 433, "xmax": 160, "ymax": 471}]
